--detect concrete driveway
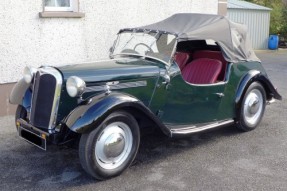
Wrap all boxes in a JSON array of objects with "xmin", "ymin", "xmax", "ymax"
[{"xmin": 1, "ymin": 50, "xmax": 287, "ymax": 191}]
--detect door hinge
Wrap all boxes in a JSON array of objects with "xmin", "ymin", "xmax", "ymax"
[{"xmin": 156, "ymin": 110, "xmax": 164, "ymax": 118}]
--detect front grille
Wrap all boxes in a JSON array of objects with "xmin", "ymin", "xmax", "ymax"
[{"xmin": 29, "ymin": 68, "xmax": 62, "ymax": 130}]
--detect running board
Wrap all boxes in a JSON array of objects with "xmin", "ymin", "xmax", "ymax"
[
  {"xmin": 169, "ymin": 119, "xmax": 234, "ymax": 137},
  {"xmin": 267, "ymin": 98, "xmax": 275, "ymax": 105}
]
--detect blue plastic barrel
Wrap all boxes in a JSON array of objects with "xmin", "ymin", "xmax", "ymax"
[{"xmin": 268, "ymin": 35, "xmax": 279, "ymax": 50}]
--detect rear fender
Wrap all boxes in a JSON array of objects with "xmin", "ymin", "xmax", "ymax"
[
  {"xmin": 235, "ymin": 70, "xmax": 282, "ymax": 111},
  {"xmin": 64, "ymin": 92, "xmax": 170, "ymax": 135}
]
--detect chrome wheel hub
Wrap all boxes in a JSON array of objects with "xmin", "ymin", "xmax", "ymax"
[
  {"xmin": 103, "ymin": 133, "xmax": 125, "ymax": 158},
  {"xmin": 248, "ymin": 97, "xmax": 259, "ymax": 114},
  {"xmin": 243, "ymin": 89, "xmax": 263, "ymax": 126},
  {"xmin": 95, "ymin": 122, "xmax": 133, "ymax": 170}
]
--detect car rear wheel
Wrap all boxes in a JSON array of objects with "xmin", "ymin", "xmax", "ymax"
[
  {"xmin": 79, "ymin": 111, "xmax": 140, "ymax": 180},
  {"xmin": 236, "ymin": 82, "xmax": 266, "ymax": 131}
]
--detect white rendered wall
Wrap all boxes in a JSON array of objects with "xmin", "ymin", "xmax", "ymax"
[{"xmin": 0, "ymin": 0, "xmax": 218, "ymax": 83}]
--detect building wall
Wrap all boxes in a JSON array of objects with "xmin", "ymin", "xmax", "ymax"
[
  {"xmin": 227, "ymin": 9, "xmax": 270, "ymax": 49},
  {"xmin": 0, "ymin": 0, "xmax": 218, "ymax": 84},
  {"xmin": 0, "ymin": 0, "xmax": 220, "ymax": 116},
  {"xmin": 218, "ymin": 0, "xmax": 227, "ymax": 16}
]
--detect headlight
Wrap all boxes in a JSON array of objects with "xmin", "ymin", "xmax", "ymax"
[
  {"xmin": 23, "ymin": 66, "xmax": 37, "ymax": 84},
  {"xmin": 66, "ymin": 76, "xmax": 86, "ymax": 97}
]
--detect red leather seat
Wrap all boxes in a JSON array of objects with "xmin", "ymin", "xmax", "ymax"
[
  {"xmin": 193, "ymin": 50, "xmax": 227, "ymax": 81},
  {"xmin": 182, "ymin": 58, "xmax": 222, "ymax": 84},
  {"xmin": 174, "ymin": 52, "xmax": 190, "ymax": 70}
]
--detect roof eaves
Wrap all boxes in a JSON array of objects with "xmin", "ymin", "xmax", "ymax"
[{"xmin": 227, "ymin": 0, "xmax": 272, "ymax": 11}]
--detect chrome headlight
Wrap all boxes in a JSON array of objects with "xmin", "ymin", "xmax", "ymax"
[
  {"xmin": 66, "ymin": 76, "xmax": 86, "ymax": 97},
  {"xmin": 23, "ymin": 66, "xmax": 37, "ymax": 84}
]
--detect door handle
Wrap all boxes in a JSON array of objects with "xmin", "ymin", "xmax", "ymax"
[
  {"xmin": 214, "ymin": 93, "xmax": 224, "ymax": 98},
  {"xmin": 161, "ymin": 74, "xmax": 170, "ymax": 85}
]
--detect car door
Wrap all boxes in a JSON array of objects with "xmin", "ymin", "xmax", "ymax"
[{"xmin": 159, "ymin": 66, "xmax": 226, "ymax": 126}]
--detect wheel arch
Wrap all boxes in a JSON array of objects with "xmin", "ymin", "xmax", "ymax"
[
  {"xmin": 235, "ymin": 70, "xmax": 282, "ymax": 115},
  {"xmin": 64, "ymin": 92, "xmax": 170, "ymax": 136}
]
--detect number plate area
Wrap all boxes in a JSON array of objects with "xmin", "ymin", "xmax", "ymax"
[{"xmin": 18, "ymin": 126, "xmax": 47, "ymax": 150}]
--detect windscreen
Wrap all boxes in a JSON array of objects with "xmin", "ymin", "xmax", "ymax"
[{"xmin": 112, "ymin": 31, "xmax": 176, "ymax": 63}]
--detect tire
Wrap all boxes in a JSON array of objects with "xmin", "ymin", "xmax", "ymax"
[
  {"xmin": 236, "ymin": 82, "xmax": 266, "ymax": 131},
  {"xmin": 79, "ymin": 111, "xmax": 140, "ymax": 180}
]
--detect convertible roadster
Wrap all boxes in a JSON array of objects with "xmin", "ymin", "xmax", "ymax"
[{"xmin": 10, "ymin": 13, "xmax": 281, "ymax": 179}]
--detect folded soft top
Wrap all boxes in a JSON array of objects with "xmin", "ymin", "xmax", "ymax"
[{"xmin": 120, "ymin": 13, "xmax": 260, "ymax": 63}]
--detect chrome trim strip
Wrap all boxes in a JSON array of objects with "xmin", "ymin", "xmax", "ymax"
[
  {"xmin": 41, "ymin": 67, "xmax": 62, "ymax": 131},
  {"xmin": 184, "ymin": 80, "xmax": 227, "ymax": 86},
  {"xmin": 85, "ymin": 80, "xmax": 147, "ymax": 93},
  {"xmin": 169, "ymin": 119, "xmax": 234, "ymax": 136},
  {"xmin": 29, "ymin": 78, "xmax": 35, "ymax": 121}
]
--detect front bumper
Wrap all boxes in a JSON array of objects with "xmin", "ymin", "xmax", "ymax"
[{"xmin": 16, "ymin": 118, "xmax": 50, "ymax": 150}]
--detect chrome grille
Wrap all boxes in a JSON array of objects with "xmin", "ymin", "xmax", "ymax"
[{"xmin": 30, "ymin": 67, "xmax": 62, "ymax": 130}]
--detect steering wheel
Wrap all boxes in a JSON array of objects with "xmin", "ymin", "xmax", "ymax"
[{"xmin": 133, "ymin": 43, "xmax": 154, "ymax": 53}]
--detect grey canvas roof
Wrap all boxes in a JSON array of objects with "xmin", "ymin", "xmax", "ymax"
[{"xmin": 120, "ymin": 13, "xmax": 260, "ymax": 63}]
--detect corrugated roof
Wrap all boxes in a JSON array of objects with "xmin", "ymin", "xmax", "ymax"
[{"xmin": 228, "ymin": 0, "xmax": 272, "ymax": 11}]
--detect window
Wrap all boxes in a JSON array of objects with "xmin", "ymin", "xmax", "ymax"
[
  {"xmin": 112, "ymin": 32, "xmax": 176, "ymax": 62},
  {"xmin": 45, "ymin": 0, "xmax": 71, "ymax": 11},
  {"xmin": 44, "ymin": 0, "xmax": 74, "ymax": 12},
  {"xmin": 40, "ymin": 0, "xmax": 85, "ymax": 18}
]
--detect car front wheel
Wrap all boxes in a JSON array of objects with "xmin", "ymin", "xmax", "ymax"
[
  {"xmin": 236, "ymin": 82, "xmax": 266, "ymax": 131},
  {"xmin": 79, "ymin": 111, "xmax": 140, "ymax": 180}
]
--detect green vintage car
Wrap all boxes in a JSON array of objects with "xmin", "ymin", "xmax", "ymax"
[{"xmin": 10, "ymin": 13, "xmax": 281, "ymax": 180}]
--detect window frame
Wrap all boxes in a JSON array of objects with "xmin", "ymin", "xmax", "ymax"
[
  {"xmin": 40, "ymin": 0, "xmax": 84, "ymax": 18},
  {"xmin": 43, "ymin": 0, "xmax": 78, "ymax": 12}
]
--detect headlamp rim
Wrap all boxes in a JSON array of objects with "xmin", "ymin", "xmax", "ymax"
[{"xmin": 66, "ymin": 76, "xmax": 86, "ymax": 97}]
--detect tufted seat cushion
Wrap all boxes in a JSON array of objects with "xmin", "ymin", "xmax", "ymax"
[
  {"xmin": 193, "ymin": 50, "xmax": 227, "ymax": 81},
  {"xmin": 182, "ymin": 58, "xmax": 222, "ymax": 84},
  {"xmin": 174, "ymin": 52, "xmax": 190, "ymax": 70}
]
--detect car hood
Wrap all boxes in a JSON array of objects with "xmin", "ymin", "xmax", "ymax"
[{"xmin": 57, "ymin": 57, "xmax": 161, "ymax": 83}]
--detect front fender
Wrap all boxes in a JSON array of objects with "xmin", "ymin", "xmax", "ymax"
[
  {"xmin": 64, "ymin": 92, "xmax": 169, "ymax": 135},
  {"xmin": 9, "ymin": 78, "xmax": 32, "ymax": 110},
  {"xmin": 235, "ymin": 70, "xmax": 282, "ymax": 105}
]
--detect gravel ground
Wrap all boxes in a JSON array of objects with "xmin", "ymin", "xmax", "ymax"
[{"xmin": 1, "ymin": 50, "xmax": 287, "ymax": 191}]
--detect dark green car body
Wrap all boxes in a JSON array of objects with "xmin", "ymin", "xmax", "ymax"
[
  {"xmin": 9, "ymin": 13, "xmax": 283, "ymax": 180},
  {"xmin": 10, "ymin": 54, "xmax": 281, "ymax": 143}
]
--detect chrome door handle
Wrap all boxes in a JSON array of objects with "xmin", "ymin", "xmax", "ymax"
[
  {"xmin": 162, "ymin": 74, "xmax": 170, "ymax": 85},
  {"xmin": 214, "ymin": 93, "xmax": 224, "ymax": 98}
]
